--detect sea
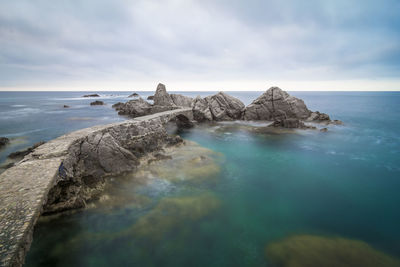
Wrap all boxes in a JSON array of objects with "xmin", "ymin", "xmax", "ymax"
[{"xmin": 0, "ymin": 91, "xmax": 399, "ymax": 266}]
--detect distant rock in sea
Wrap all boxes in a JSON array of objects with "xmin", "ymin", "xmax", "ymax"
[
  {"xmin": 63, "ymin": 105, "xmax": 70, "ymax": 108},
  {"xmin": 83, "ymin": 94, "xmax": 100, "ymax": 97},
  {"xmin": 90, "ymin": 100, "xmax": 105, "ymax": 106},
  {"xmin": 147, "ymin": 95, "xmax": 154, "ymax": 100},
  {"xmin": 128, "ymin": 93, "xmax": 139, "ymax": 98},
  {"xmin": 0, "ymin": 137, "xmax": 9, "ymax": 149}
]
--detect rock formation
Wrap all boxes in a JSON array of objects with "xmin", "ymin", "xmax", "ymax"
[
  {"xmin": 8, "ymin": 141, "xmax": 45, "ymax": 159},
  {"xmin": 113, "ymin": 97, "xmax": 178, "ymax": 118},
  {"xmin": 153, "ymin": 83, "xmax": 176, "ymax": 106},
  {"xmin": 147, "ymin": 95, "xmax": 154, "ymax": 100},
  {"xmin": 205, "ymin": 92, "xmax": 245, "ymax": 121},
  {"xmin": 63, "ymin": 105, "xmax": 70, "ymax": 108},
  {"xmin": 90, "ymin": 100, "xmax": 105, "ymax": 106},
  {"xmin": 0, "ymin": 137, "xmax": 9, "ymax": 149},
  {"xmin": 128, "ymin": 93, "xmax": 139, "ymax": 98}
]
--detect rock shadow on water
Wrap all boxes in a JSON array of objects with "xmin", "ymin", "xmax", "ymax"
[{"xmin": 265, "ymin": 235, "xmax": 400, "ymax": 267}]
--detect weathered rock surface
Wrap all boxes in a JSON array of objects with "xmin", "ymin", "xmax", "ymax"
[
  {"xmin": 83, "ymin": 94, "xmax": 100, "ymax": 97},
  {"xmin": 90, "ymin": 101, "xmax": 105, "ymax": 106},
  {"xmin": 147, "ymin": 95, "xmax": 154, "ymax": 100},
  {"xmin": 44, "ymin": 118, "xmax": 184, "ymax": 214},
  {"xmin": 244, "ymin": 87, "xmax": 311, "ymax": 121},
  {"xmin": 205, "ymin": 92, "xmax": 245, "ymax": 121},
  {"xmin": 128, "ymin": 93, "xmax": 139, "ymax": 98},
  {"xmin": 0, "ymin": 137, "xmax": 9, "ymax": 149},
  {"xmin": 307, "ymin": 111, "xmax": 330, "ymax": 122}
]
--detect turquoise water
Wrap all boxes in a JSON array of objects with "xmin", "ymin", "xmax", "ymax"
[{"xmin": 1, "ymin": 92, "xmax": 399, "ymax": 266}]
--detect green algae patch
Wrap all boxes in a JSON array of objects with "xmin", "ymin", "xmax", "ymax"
[
  {"xmin": 121, "ymin": 193, "xmax": 221, "ymax": 242},
  {"xmin": 265, "ymin": 235, "xmax": 400, "ymax": 267}
]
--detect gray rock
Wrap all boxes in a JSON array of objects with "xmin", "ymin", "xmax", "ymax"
[
  {"xmin": 205, "ymin": 92, "xmax": 245, "ymax": 120},
  {"xmin": 83, "ymin": 94, "xmax": 100, "ymax": 97},
  {"xmin": 0, "ymin": 137, "xmax": 9, "ymax": 149},
  {"xmin": 63, "ymin": 105, "xmax": 70, "ymax": 108},
  {"xmin": 147, "ymin": 95, "xmax": 154, "ymax": 100},
  {"xmin": 192, "ymin": 96, "xmax": 213, "ymax": 121},
  {"xmin": 170, "ymin": 94, "xmax": 193, "ymax": 107},
  {"xmin": 243, "ymin": 87, "xmax": 311, "ymax": 121},
  {"xmin": 113, "ymin": 98, "xmax": 152, "ymax": 117},
  {"xmin": 320, "ymin": 127, "xmax": 328, "ymax": 132},
  {"xmin": 154, "ymin": 83, "xmax": 175, "ymax": 106},
  {"xmin": 90, "ymin": 100, "xmax": 105, "ymax": 106}
]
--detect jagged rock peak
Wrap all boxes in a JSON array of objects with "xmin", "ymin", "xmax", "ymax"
[{"xmin": 154, "ymin": 83, "xmax": 175, "ymax": 106}]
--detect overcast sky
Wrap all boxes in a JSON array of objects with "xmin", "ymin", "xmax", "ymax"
[{"xmin": 1, "ymin": 0, "xmax": 400, "ymax": 91}]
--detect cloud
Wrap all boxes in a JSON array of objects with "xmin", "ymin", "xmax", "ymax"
[{"xmin": 0, "ymin": 0, "xmax": 399, "ymax": 90}]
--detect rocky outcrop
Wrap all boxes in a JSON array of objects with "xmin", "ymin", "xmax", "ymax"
[
  {"xmin": 205, "ymin": 92, "xmax": 245, "ymax": 121},
  {"xmin": 0, "ymin": 137, "xmax": 9, "ymax": 149},
  {"xmin": 83, "ymin": 94, "xmax": 100, "ymax": 97},
  {"xmin": 147, "ymin": 95, "xmax": 154, "ymax": 100},
  {"xmin": 128, "ymin": 93, "xmax": 139, "ymax": 98},
  {"xmin": 307, "ymin": 111, "xmax": 330, "ymax": 121},
  {"xmin": 90, "ymin": 101, "xmax": 105, "ymax": 106},
  {"xmin": 63, "ymin": 105, "xmax": 70, "ymax": 108},
  {"xmin": 244, "ymin": 87, "xmax": 311, "ymax": 121}
]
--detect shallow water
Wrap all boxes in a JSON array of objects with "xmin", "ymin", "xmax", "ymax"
[{"xmin": 1, "ymin": 91, "xmax": 399, "ymax": 266}]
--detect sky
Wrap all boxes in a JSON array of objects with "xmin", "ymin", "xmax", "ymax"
[{"xmin": 0, "ymin": 0, "xmax": 400, "ymax": 91}]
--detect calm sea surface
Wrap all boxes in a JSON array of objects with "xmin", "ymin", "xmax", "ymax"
[{"xmin": 1, "ymin": 91, "xmax": 399, "ymax": 266}]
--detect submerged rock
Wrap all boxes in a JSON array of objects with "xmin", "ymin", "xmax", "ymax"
[
  {"xmin": 320, "ymin": 127, "xmax": 328, "ymax": 132},
  {"xmin": 0, "ymin": 137, "xmax": 10, "ymax": 149},
  {"xmin": 271, "ymin": 118, "xmax": 306, "ymax": 129},
  {"xmin": 205, "ymin": 92, "xmax": 245, "ymax": 121},
  {"xmin": 126, "ymin": 193, "xmax": 220, "ymax": 242},
  {"xmin": 307, "ymin": 111, "xmax": 330, "ymax": 122},
  {"xmin": 266, "ymin": 235, "xmax": 400, "ymax": 267},
  {"xmin": 90, "ymin": 100, "xmax": 105, "ymax": 106},
  {"xmin": 244, "ymin": 87, "xmax": 311, "ymax": 121},
  {"xmin": 83, "ymin": 94, "xmax": 100, "ymax": 97}
]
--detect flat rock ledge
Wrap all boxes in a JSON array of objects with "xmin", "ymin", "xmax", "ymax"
[{"xmin": 0, "ymin": 108, "xmax": 193, "ymax": 267}]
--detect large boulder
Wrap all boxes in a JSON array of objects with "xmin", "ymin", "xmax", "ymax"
[
  {"xmin": 192, "ymin": 96, "xmax": 213, "ymax": 121},
  {"xmin": 243, "ymin": 87, "xmax": 311, "ymax": 121},
  {"xmin": 114, "ymin": 98, "xmax": 153, "ymax": 117},
  {"xmin": 205, "ymin": 92, "xmax": 245, "ymax": 121},
  {"xmin": 170, "ymin": 94, "xmax": 193, "ymax": 107}
]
